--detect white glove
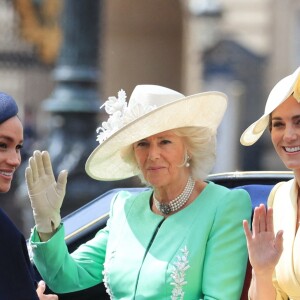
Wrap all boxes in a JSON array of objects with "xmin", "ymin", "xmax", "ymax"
[{"xmin": 25, "ymin": 150, "xmax": 68, "ymax": 233}]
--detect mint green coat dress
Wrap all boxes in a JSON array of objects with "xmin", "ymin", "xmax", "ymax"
[{"xmin": 30, "ymin": 182, "xmax": 251, "ymax": 300}]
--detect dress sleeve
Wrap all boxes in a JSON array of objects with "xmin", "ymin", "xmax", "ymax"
[
  {"xmin": 30, "ymin": 223, "xmax": 109, "ymax": 293},
  {"xmin": 202, "ymin": 188, "xmax": 252, "ymax": 299},
  {"xmin": 272, "ymin": 273, "xmax": 289, "ymax": 300},
  {"xmin": 267, "ymin": 181, "xmax": 284, "ymax": 208},
  {"xmin": 268, "ymin": 182, "xmax": 288, "ymax": 300},
  {"xmin": 30, "ymin": 190, "xmax": 134, "ymax": 294},
  {"xmin": 247, "ymin": 275, "xmax": 289, "ymax": 300}
]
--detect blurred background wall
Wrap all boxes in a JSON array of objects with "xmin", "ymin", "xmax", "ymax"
[{"xmin": 0, "ymin": 0, "xmax": 299, "ymax": 235}]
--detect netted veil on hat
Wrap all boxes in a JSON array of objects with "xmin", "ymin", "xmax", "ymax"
[
  {"xmin": 85, "ymin": 84, "xmax": 228, "ymax": 181},
  {"xmin": 240, "ymin": 66, "xmax": 300, "ymax": 146},
  {"xmin": 0, "ymin": 92, "xmax": 18, "ymax": 124}
]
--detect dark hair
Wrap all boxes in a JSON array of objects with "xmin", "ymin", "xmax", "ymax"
[{"xmin": 268, "ymin": 114, "xmax": 272, "ymax": 132}]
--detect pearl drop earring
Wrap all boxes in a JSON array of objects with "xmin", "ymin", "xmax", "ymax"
[{"xmin": 185, "ymin": 154, "xmax": 190, "ymax": 167}]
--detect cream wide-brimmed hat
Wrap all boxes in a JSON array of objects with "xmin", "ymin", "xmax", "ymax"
[
  {"xmin": 85, "ymin": 84, "xmax": 227, "ymax": 181},
  {"xmin": 240, "ymin": 66, "xmax": 300, "ymax": 146}
]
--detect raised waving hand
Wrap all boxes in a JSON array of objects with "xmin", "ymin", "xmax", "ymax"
[
  {"xmin": 243, "ymin": 204, "xmax": 284, "ymax": 299},
  {"xmin": 26, "ymin": 150, "xmax": 68, "ymax": 233}
]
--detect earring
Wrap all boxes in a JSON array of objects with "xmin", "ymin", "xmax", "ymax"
[{"xmin": 185, "ymin": 154, "xmax": 190, "ymax": 167}]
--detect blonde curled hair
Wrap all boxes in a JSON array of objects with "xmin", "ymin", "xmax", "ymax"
[{"xmin": 120, "ymin": 126, "xmax": 216, "ymax": 184}]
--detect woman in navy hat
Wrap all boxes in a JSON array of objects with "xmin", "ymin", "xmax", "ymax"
[{"xmin": 0, "ymin": 92, "xmax": 58, "ymax": 299}]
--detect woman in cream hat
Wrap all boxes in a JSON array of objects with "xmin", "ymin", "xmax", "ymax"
[
  {"xmin": 26, "ymin": 85, "xmax": 251, "ymax": 299},
  {"xmin": 0, "ymin": 92, "xmax": 57, "ymax": 300},
  {"xmin": 241, "ymin": 66, "xmax": 300, "ymax": 300}
]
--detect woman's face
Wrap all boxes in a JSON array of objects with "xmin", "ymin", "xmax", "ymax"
[
  {"xmin": 0, "ymin": 116, "xmax": 23, "ymax": 193},
  {"xmin": 271, "ymin": 95, "xmax": 300, "ymax": 170},
  {"xmin": 133, "ymin": 130, "xmax": 188, "ymax": 188}
]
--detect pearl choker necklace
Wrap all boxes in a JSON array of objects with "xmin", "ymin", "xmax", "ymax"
[{"xmin": 153, "ymin": 176, "xmax": 195, "ymax": 215}]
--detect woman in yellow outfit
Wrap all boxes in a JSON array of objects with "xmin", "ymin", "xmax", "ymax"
[{"xmin": 241, "ymin": 66, "xmax": 300, "ymax": 300}]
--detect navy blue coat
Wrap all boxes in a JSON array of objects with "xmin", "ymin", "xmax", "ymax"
[{"xmin": 0, "ymin": 208, "xmax": 39, "ymax": 300}]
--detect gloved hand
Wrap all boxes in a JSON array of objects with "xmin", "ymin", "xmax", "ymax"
[{"xmin": 25, "ymin": 150, "xmax": 68, "ymax": 233}]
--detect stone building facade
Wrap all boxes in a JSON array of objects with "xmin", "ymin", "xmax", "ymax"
[{"xmin": 0, "ymin": 0, "xmax": 299, "ymax": 233}]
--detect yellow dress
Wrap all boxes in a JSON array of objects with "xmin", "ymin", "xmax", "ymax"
[{"xmin": 268, "ymin": 179, "xmax": 300, "ymax": 300}]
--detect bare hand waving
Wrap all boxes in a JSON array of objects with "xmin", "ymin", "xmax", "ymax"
[{"xmin": 243, "ymin": 204, "xmax": 284, "ymax": 275}]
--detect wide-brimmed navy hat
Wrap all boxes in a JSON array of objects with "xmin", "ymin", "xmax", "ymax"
[{"xmin": 0, "ymin": 92, "xmax": 18, "ymax": 124}]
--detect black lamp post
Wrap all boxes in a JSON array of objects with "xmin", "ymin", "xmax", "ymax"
[
  {"xmin": 17, "ymin": 0, "xmax": 135, "ymax": 233},
  {"xmin": 40, "ymin": 0, "xmax": 138, "ymax": 217},
  {"xmin": 40, "ymin": 0, "xmax": 106, "ymax": 216}
]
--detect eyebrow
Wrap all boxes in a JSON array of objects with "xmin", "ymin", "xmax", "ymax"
[
  {"xmin": 271, "ymin": 115, "xmax": 300, "ymax": 121},
  {"xmin": 0, "ymin": 135, "xmax": 23, "ymax": 144}
]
